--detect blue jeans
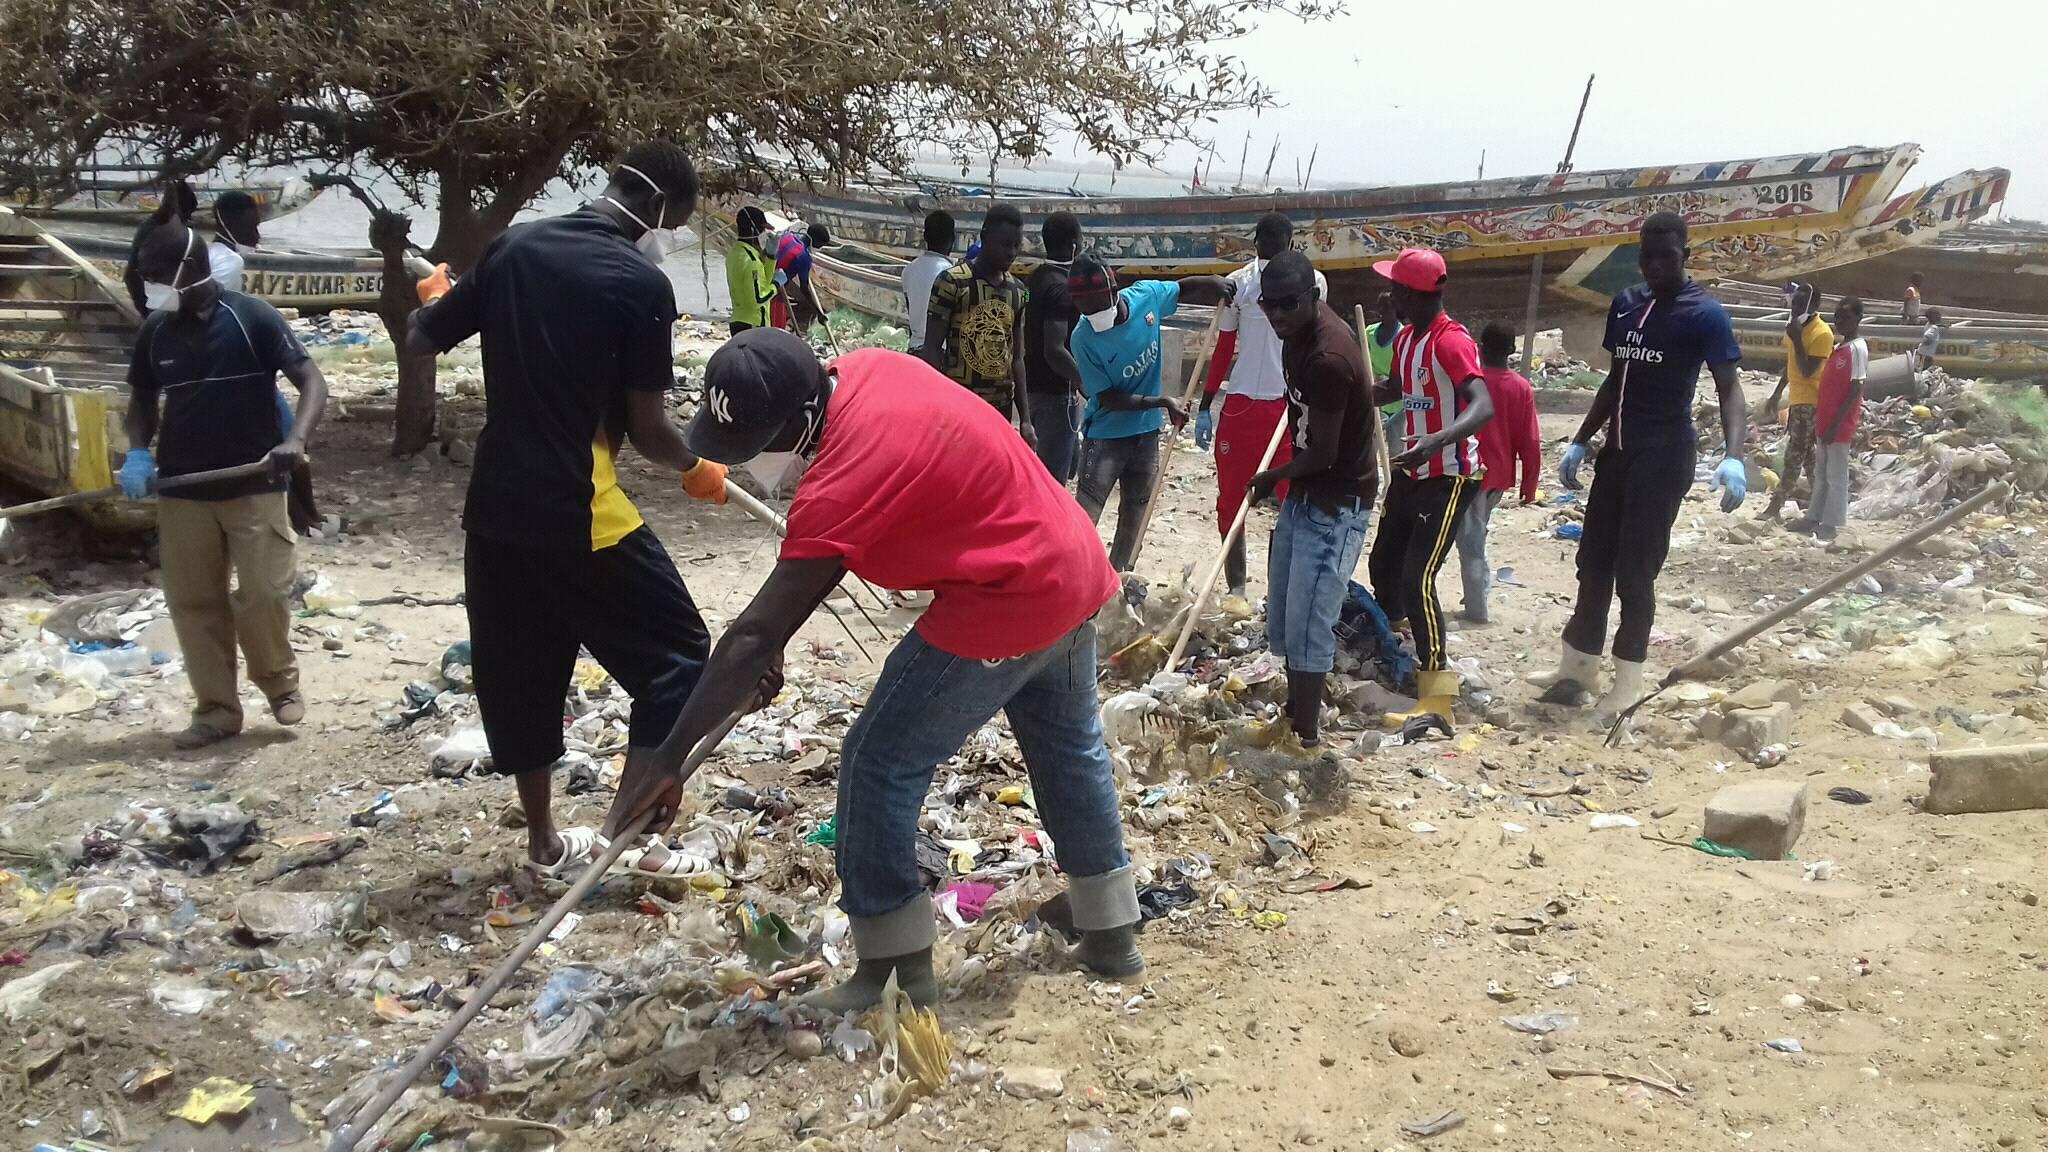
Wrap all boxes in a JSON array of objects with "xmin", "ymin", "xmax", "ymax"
[
  {"xmin": 834, "ymin": 622, "xmax": 1135, "ymax": 955},
  {"xmin": 1267, "ymin": 495, "xmax": 1371, "ymax": 674},
  {"xmin": 1028, "ymin": 390, "xmax": 1083, "ymax": 485}
]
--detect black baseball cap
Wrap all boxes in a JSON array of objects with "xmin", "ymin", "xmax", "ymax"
[{"xmin": 686, "ymin": 328, "xmax": 824, "ymax": 463}]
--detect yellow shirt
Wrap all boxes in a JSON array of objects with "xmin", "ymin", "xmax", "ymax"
[{"xmin": 1783, "ymin": 316, "xmax": 1834, "ymax": 408}]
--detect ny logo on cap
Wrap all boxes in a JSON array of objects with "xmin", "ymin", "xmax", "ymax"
[{"xmin": 708, "ymin": 387, "xmax": 733, "ymax": 423}]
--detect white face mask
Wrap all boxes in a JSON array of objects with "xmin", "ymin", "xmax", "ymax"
[
  {"xmin": 1084, "ymin": 306, "xmax": 1118, "ymax": 333},
  {"xmin": 144, "ymin": 229, "xmax": 205, "ymax": 312},
  {"xmin": 745, "ymin": 451, "xmax": 803, "ymax": 493},
  {"xmin": 604, "ymin": 163, "xmax": 676, "ymax": 266}
]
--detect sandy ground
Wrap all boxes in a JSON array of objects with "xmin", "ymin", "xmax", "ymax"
[{"xmin": 2, "ymin": 372, "xmax": 2044, "ymax": 1152}]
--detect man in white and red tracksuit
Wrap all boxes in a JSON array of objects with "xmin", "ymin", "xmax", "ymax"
[{"xmin": 1194, "ymin": 211, "xmax": 1326, "ymax": 598}]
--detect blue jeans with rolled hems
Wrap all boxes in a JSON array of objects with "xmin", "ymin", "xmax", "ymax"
[
  {"xmin": 833, "ymin": 620, "xmax": 1138, "ymax": 959},
  {"xmin": 1267, "ymin": 494, "xmax": 1372, "ymax": 674}
]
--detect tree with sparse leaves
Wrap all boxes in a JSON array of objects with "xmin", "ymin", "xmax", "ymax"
[{"xmin": 0, "ymin": 0, "xmax": 1333, "ymax": 453}]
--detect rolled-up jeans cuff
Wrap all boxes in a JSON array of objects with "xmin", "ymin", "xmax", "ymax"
[
  {"xmin": 848, "ymin": 891, "xmax": 937, "ymax": 958},
  {"xmin": 1067, "ymin": 864, "xmax": 1140, "ymax": 931}
]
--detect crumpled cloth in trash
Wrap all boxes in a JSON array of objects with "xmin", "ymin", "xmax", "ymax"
[{"xmin": 1337, "ymin": 582, "xmax": 1414, "ymax": 686}]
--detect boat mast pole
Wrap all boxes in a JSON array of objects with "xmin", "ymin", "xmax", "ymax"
[{"xmin": 1520, "ymin": 73, "xmax": 1595, "ymax": 370}]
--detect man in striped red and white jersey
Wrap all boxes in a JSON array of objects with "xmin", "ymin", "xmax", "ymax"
[
  {"xmin": 1532, "ymin": 211, "xmax": 1748, "ymax": 725},
  {"xmin": 1365, "ymin": 248, "xmax": 1495, "ymax": 730}
]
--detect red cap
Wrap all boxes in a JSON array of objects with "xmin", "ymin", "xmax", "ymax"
[{"xmin": 1372, "ymin": 247, "xmax": 1448, "ymax": 292}]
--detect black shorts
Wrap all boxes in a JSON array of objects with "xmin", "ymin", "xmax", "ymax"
[{"xmin": 464, "ymin": 525, "xmax": 709, "ymax": 775}]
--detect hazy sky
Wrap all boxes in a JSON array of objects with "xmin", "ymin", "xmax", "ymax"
[{"xmin": 1136, "ymin": 0, "xmax": 2044, "ymax": 218}]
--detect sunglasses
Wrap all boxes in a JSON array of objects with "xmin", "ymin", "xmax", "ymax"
[{"xmin": 1259, "ymin": 290, "xmax": 1310, "ymax": 313}]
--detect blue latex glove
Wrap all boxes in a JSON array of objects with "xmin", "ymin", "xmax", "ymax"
[
  {"xmin": 118, "ymin": 448, "xmax": 155, "ymax": 500},
  {"xmin": 1194, "ymin": 408, "xmax": 1214, "ymax": 450},
  {"xmin": 1558, "ymin": 441, "xmax": 1588, "ymax": 490},
  {"xmin": 1712, "ymin": 456, "xmax": 1748, "ymax": 512}
]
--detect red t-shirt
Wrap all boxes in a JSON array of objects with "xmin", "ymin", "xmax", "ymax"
[
  {"xmin": 1815, "ymin": 337, "xmax": 1869, "ymax": 444},
  {"xmin": 1475, "ymin": 366, "xmax": 1542, "ymax": 500},
  {"xmin": 781, "ymin": 349, "xmax": 1120, "ymax": 659}
]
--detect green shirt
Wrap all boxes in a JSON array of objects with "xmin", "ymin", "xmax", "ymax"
[
  {"xmin": 1367, "ymin": 321, "xmax": 1402, "ymax": 416},
  {"xmin": 727, "ymin": 241, "xmax": 776, "ymax": 328}
]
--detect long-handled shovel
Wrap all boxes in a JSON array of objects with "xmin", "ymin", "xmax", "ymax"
[
  {"xmin": 1164, "ymin": 415, "xmax": 1292, "ymax": 668},
  {"xmin": 1602, "ymin": 480, "xmax": 2010, "ymax": 746},
  {"xmin": 0, "ymin": 459, "xmax": 277, "ymax": 544},
  {"xmin": 325, "ymin": 708, "xmax": 748, "ymax": 1152},
  {"xmin": 721, "ymin": 480, "xmax": 892, "ymax": 653}
]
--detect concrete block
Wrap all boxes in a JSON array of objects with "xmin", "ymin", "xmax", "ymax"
[
  {"xmin": 1719, "ymin": 701, "xmax": 1793, "ymax": 754},
  {"xmin": 1703, "ymin": 780, "xmax": 1808, "ymax": 860},
  {"xmin": 1874, "ymin": 695, "xmax": 1921, "ymax": 719},
  {"xmin": 1925, "ymin": 744, "xmax": 2048, "ymax": 815},
  {"xmin": 1722, "ymin": 680, "xmax": 1801, "ymax": 712},
  {"xmin": 1841, "ymin": 703, "xmax": 1888, "ymax": 736}
]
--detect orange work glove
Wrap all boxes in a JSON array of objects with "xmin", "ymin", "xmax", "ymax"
[
  {"xmin": 416, "ymin": 262, "xmax": 452, "ymax": 305},
  {"xmin": 680, "ymin": 457, "xmax": 728, "ymax": 504}
]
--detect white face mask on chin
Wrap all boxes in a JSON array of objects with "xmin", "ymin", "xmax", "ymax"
[
  {"xmin": 745, "ymin": 451, "xmax": 804, "ymax": 493},
  {"xmin": 1084, "ymin": 306, "xmax": 1118, "ymax": 332}
]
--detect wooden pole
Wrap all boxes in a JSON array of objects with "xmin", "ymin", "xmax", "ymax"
[
  {"xmin": 1124, "ymin": 306, "xmax": 1226, "ymax": 570},
  {"xmin": 1520, "ymin": 73, "xmax": 1596, "ymax": 370},
  {"xmin": 327, "ymin": 709, "xmax": 747, "ymax": 1152},
  {"xmin": 1165, "ymin": 414, "xmax": 1289, "ymax": 668},
  {"xmin": 0, "ymin": 458, "xmax": 274, "ymax": 521},
  {"xmin": 1353, "ymin": 304, "xmax": 1391, "ymax": 499}
]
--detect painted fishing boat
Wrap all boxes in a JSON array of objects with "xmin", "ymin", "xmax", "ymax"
[
  {"xmin": 786, "ymin": 144, "xmax": 2009, "ymax": 328},
  {"xmin": 0, "ymin": 206, "xmax": 147, "ymax": 528},
  {"xmin": 1715, "ymin": 280, "xmax": 2048, "ymax": 380},
  {"xmin": 1807, "ymin": 219, "xmax": 2048, "ymax": 316}
]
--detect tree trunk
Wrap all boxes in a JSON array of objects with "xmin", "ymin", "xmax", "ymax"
[{"xmin": 371, "ymin": 210, "xmax": 437, "ymax": 457}]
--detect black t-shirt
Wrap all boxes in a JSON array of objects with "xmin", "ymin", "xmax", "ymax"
[
  {"xmin": 1281, "ymin": 303, "xmax": 1376, "ymax": 509},
  {"xmin": 128, "ymin": 291, "xmax": 306, "ymax": 501},
  {"xmin": 1023, "ymin": 261, "xmax": 1078, "ymax": 394},
  {"xmin": 416, "ymin": 208, "xmax": 678, "ymax": 550}
]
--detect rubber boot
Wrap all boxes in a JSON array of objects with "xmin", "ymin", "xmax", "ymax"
[
  {"xmin": 1383, "ymin": 668, "xmax": 1460, "ymax": 729},
  {"xmin": 799, "ymin": 894, "xmax": 939, "ymax": 1014},
  {"xmin": 1528, "ymin": 640, "xmax": 1601, "ymax": 704},
  {"xmin": 1593, "ymin": 658, "xmax": 1646, "ymax": 727},
  {"xmin": 1286, "ymin": 670, "xmax": 1326, "ymax": 748},
  {"xmin": 1068, "ymin": 865, "xmax": 1144, "ymax": 978},
  {"xmin": 796, "ymin": 947, "xmax": 938, "ymax": 1014}
]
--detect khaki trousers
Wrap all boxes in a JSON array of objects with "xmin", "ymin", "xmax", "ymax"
[{"xmin": 157, "ymin": 493, "xmax": 298, "ymax": 731}]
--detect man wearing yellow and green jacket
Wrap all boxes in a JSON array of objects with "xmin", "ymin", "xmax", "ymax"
[{"xmin": 727, "ymin": 206, "xmax": 778, "ymax": 335}]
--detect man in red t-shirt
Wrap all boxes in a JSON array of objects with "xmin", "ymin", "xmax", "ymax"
[
  {"xmin": 1453, "ymin": 321, "xmax": 1541, "ymax": 624},
  {"xmin": 604, "ymin": 330, "xmax": 1138, "ymax": 1014},
  {"xmin": 1791, "ymin": 295, "xmax": 1867, "ymax": 543}
]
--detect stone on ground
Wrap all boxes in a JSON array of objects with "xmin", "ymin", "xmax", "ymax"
[
  {"xmin": 1722, "ymin": 680, "xmax": 1802, "ymax": 712},
  {"xmin": 1000, "ymin": 1066, "xmax": 1066, "ymax": 1100},
  {"xmin": 1925, "ymin": 744, "xmax": 2048, "ymax": 815},
  {"xmin": 1708, "ymin": 701, "xmax": 1794, "ymax": 754},
  {"xmin": 1704, "ymin": 780, "xmax": 1808, "ymax": 860},
  {"xmin": 1841, "ymin": 702, "xmax": 1888, "ymax": 735}
]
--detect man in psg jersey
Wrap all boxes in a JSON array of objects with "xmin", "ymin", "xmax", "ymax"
[{"xmin": 1533, "ymin": 211, "xmax": 1748, "ymax": 722}]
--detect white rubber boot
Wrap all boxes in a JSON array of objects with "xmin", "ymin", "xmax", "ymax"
[
  {"xmin": 1528, "ymin": 641, "xmax": 1602, "ymax": 702},
  {"xmin": 1593, "ymin": 658, "xmax": 1646, "ymax": 726}
]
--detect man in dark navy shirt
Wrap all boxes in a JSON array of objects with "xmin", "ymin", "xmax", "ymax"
[
  {"xmin": 1533, "ymin": 211, "xmax": 1748, "ymax": 723},
  {"xmin": 124, "ymin": 223, "xmax": 329, "ymax": 749}
]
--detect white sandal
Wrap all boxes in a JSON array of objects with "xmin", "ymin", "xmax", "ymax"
[
  {"xmin": 609, "ymin": 837, "xmax": 717, "ymax": 879},
  {"xmin": 529, "ymin": 826, "xmax": 608, "ymax": 878}
]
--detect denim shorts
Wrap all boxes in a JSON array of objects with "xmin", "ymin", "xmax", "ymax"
[{"xmin": 1267, "ymin": 495, "xmax": 1372, "ymax": 673}]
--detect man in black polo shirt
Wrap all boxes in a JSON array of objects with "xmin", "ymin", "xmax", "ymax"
[
  {"xmin": 123, "ymin": 223, "xmax": 329, "ymax": 749},
  {"xmin": 1023, "ymin": 211, "xmax": 1083, "ymax": 482},
  {"xmin": 409, "ymin": 141, "xmax": 729, "ymax": 875}
]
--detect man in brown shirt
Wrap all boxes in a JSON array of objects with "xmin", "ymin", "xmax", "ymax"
[{"xmin": 1246, "ymin": 251, "xmax": 1375, "ymax": 746}]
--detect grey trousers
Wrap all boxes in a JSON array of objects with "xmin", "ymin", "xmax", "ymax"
[
  {"xmin": 1454, "ymin": 488, "xmax": 1504, "ymax": 619},
  {"xmin": 1811, "ymin": 441, "xmax": 1851, "ymax": 531}
]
